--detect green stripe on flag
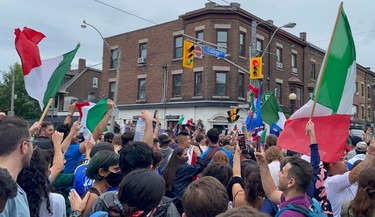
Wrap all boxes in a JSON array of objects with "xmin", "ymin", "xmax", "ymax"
[
  {"xmin": 42, "ymin": 44, "xmax": 80, "ymax": 109},
  {"xmin": 261, "ymin": 92, "xmax": 281, "ymax": 126},
  {"xmin": 86, "ymin": 98, "xmax": 108, "ymax": 132},
  {"xmin": 315, "ymin": 8, "xmax": 356, "ymax": 113}
]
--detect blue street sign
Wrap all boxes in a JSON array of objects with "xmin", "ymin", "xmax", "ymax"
[{"xmin": 203, "ymin": 46, "xmax": 226, "ymax": 59}]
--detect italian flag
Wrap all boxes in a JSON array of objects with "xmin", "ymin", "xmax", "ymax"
[
  {"xmin": 261, "ymin": 92, "xmax": 286, "ymax": 130},
  {"xmin": 76, "ymin": 98, "xmax": 109, "ymax": 135},
  {"xmin": 178, "ymin": 116, "xmax": 192, "ymax": 125},
  {"xmin": 15, "ymin": 27, "xmax": 79, "ymax": 110},
  {"xmin": 277, "ymin": 5, "xmax": 356, "ymax": 163}
]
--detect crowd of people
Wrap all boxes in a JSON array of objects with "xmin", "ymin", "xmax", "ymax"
[{"xmin": 1, "ymin": 101, "xmax": 375, "ymax": 217}]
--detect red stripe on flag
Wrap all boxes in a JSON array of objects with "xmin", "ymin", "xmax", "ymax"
[
  {"xmin": 248, "ymin": 85, "xmax": 259, "ymax": 99},
  {"xmin": 76, "ymin": 102, "xmax": 91, "ymax": 118},
  {"xmin": 277, "ymin": 114, "xmax": 351, "ymax": 162},
  {"xmin": 14, "ymin": 27, "xmax": 45, "ymax": 75}
]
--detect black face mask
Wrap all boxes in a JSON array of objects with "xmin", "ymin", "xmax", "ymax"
[{"xmin": 105, "ymin": 172, "xmax": 123, "ymax": 187}]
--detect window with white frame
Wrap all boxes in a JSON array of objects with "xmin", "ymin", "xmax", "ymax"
[
  {"xmin": 138, "ymin": 79, "xmax": 146, "ymax": 100},
  {"xmin": 174, "ymin": 36, "xmax": 183, "ymax": 58},
  {"xmin": 139, "ymin": 43, "xmax": 147, "ymax": 59},
  {"xmin": 291, "ymin": 53, "xmax": 297, "ymax": 68},
  {"xmin": 239, "ymin": 32, "xmax": 246, "ymax": 56},
  {"xmin": 215, "ymin": 72, "xmax": 227, "ymax": 96},
  {"xmin": 92, "ymin": 77, "xmax": 98, "ymax": 88},
  {"xmin": 217, "ymin": 30, "xmax": 228, "ymax": 53},
  {"xmin": 353, "ymin": 105, "xmax": 358, "ymax": 118},
  {"xmin": 276, "ymin": 47, "xmax": 282, "ymax": 62},
  {"xmin": 110, "ymin": 48, "xmax": 118, "ymax": 69},
  {"xmin": 195, "ymin": 72, "xmax": 202, "ymax": 96},
  {"xmin": 173, "ymin": 74, "xmax": 182, "ymax": 97}
]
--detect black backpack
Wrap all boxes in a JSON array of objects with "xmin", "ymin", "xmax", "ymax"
[{"xmin": 153, "ymin": 197, "xmax": 181, "ymax": 217}]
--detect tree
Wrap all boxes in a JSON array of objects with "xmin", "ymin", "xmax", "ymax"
[{"xmin": 0, "ymin": 63, "xmax": 41, "ymax": 119}]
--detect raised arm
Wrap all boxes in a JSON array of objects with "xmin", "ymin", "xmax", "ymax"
[
  {"xmin": 64, "ymin": 102, "xmax": 76, "ymax": 125},
  {"xmin": 61, "ymin": 121, "xmax": 82, "ymax": 153},
  {"xmin": 232, "ymin": 143, "xmax": 247, "ymax": 207},
  {"xmin": 255, "ymin": 149, "xmax": 282, "ymax": 204},
  {"xmin": 153, "ymin": 111, "xmax": 160, "ymax": 138},
  {"xmin": 139, "ymin": 110, "xmax": 153, "ymax": 147},
  {"xmin": 91, "ymin": 99, "xmax": 115, "ymax": 142},
  {"xmin": 50, "ymin": 131, "xmax": 65, "ymax": 184}
]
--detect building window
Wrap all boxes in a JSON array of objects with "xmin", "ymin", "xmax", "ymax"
[
  {"xmin": 292, "ymin": 86, "xmax": 302, "ymax": 108},
  {"xmin": 92, "ymin": 77, "xmax": 98, "ymax": 88},
  {"xmin": 276, "ymin": 47, "xmax": 282, "ymax": 62},
  {"xmin": 196, "ymin": 31, "xmax": 204, "ymax": 42},
  {"xmin": 138, "ymin": 79, "xmax": 146, "ymax": 100},
  {"xmin": 195, "ymin": 72, "xmax": 202, "ymax": 96},
  {"xmin": 174, "ymin": 36, "xmax": 183, "ymax": 58},
  {"xmin": 368, "ymin": 107, "xmax": 372, "ymax": 120},
  {"xmin": 238, "ymin": 73, "xmax": 244, "ymax": 98},
  {"xmin": 361, "ymin": 83, "xmax": 364, "ymax": 97},
  {"xmin": 173, "ymin": 74, "xmax": 182, "ymax": 97},
  {"xmin": 368, "ymin": 86, "xmax": 371, "ymax": 98},
  {"xmin": 239, "ymin": 32, "xmax": 246, "ymax": 56},
  {"xmin": 310, "ymin": 63, "xmax": 316, "ymax": 80},
  {"xmin": 215, "ymin": 72, "xmax": 227, "ymax": 96},
  {"xmin": 110, "ymin": 48, "xmax": 118, "ymax": 69},
  {"xmin": 217, "ymin": 30, "xmax": 228, "ymax": 53},
  {"xmin": 356, "ymin": 82, "xmax": 358, "ymax": 94},
  {"xmin": 256, "ymin": 39, "xmax": 263, "ymax": 54},
  {"xmin": 291, "ymin": 53, "xmax": 297, "ymax": 68},
  {"xmin": 362, "ymin": 105, "xmax": 365, "ymax": 119},
  {"xmin": 353, "ymin": 105, "xmax": 358, "ymax": 118},
  {"xmin": 109, "ymin": 82, "xmax": 116, "ymax": 100},
  {"xmin": 139, "ymin": 43, "xmax": 147, "ymax": 59},
  {"xmin": 276, "ymin": 82, "xmax": 282, "ymax": 104}
]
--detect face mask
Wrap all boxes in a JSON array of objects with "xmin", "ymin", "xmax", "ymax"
[{"xmin": 105, "ymin": 172, "xmax": 123, "ymax": 187}]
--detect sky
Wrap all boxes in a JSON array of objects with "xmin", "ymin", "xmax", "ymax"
[{"xmin": 1, "ymin": 0, "xmax": 374, "ymax": 77}]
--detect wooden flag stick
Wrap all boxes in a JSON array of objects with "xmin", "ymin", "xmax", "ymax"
[
  {"xmin": 310, "ymin": 2, "xmax": 343, "ymax": 121},
  {"xmin": 38, "ymin": 98, "xmax": 53, "ymax": 124}
]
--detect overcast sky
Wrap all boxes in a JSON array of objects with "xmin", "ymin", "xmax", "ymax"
[{"xmin": 1, "ymin": 0, "xmax": 374, "ymax": 76}]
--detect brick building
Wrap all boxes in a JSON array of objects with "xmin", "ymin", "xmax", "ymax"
[{"xmin": 101, "ymin": 2, "xmax": 374, "ymax": 131}]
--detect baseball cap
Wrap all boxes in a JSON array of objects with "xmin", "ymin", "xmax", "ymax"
[
  {"xmin": 355, "ymin": 142, "xmax": 368, "ymax": 152},
  {"xmin": 158, "ymin": 134, "xmax": 171, "ymax": 143}
]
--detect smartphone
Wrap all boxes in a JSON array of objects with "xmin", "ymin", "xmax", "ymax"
[
  {"xmin": 154, "ymin": 110, "xmax": 158, "ymax": 118},
  {"xmin": 238, "ymin": 133, "xmax": 246, "ymax": 150}
]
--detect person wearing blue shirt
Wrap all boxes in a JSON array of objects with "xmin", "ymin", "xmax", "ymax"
[{"xmin": 200, "ymin": 128, "xmax": 233, "ymax": 166}]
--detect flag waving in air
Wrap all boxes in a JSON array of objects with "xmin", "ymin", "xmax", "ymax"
[
  {"xmin": 15, "ymin": 27, "xmax": 80, "ymax": 110},
  {"xmin": 277, "ymin": 4, "xmax": 356, "ymax": 162},
  {"xmin": 246, "ymin": 83, "xmax": 263, "ymax": 132},
  {"xmin": 261, "ymin": 92, "xmax": 286, "ymax": 134}
]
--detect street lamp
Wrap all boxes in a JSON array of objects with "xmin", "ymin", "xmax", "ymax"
[
  {"xmin": 81, "ymin": 20, "xmax": 121, "ymax": 132},
  {"xmin": 261, "ymin": 22, "xmax": 296, "ymax": 58},
  {"xmin": 289, "ymin": 92, "xmax": 297, "ymax": 115}
]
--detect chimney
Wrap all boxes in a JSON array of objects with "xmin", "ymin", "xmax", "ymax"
[
  {"xmin": 78, "ymin": 58, "xmax": 86, "ymax": 72},
  {"xmin": 230, "ymin": 2, "xmax": 241, "ymax": 9},
  {"xmin": 205, "ymin": 2, "xmax": 216, "ymax": 9},
  {"xmin": 300, "ymin": 32, "xmax": 307, "ymax": 41}
]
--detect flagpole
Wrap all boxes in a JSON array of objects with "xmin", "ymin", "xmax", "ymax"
[
  {"xmin": 38, "ymin": 98, "xmax": 53, "ymax": 124},
  {"xmin": 310, "ymin": 2, "xmax": 344, "ymax": 121}
]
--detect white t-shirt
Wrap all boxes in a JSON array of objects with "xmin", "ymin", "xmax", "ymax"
[
  {"xmin": 39, "ymin": 193, "xmax": 66, "ymax": 217},
  {"xmin": 325, "ymin": 171, "xmax": 357, "ymax": 217},
  {"xmin": 268, "ymin": 161, "xmax": 280, "ymax": 185}
]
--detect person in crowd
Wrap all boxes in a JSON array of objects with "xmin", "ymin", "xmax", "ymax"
[
  {"xmin": 256, "ymin": 122, "xmax": 316, "ymax": 216},
  {"xmin": 152, "ymin": 150, "xmax": 163, "ymax": 172},
  {"xmin": 73, "ymin": 142, "xmax": 115, "ymax": 197},
  {"xmin": 176, "ymin": 131, "xmax": 200, "ymax": 166},
  {"xmin": 182, "ymin": 176, "xmax": 228, "ymax": 217},
  {"xmin": 347, "ymin": 141, "xmax": 367, "ymax": 170},
  {"xmin": 121, "ymin": 131, "xmax": 134, "ymax": 147},
  {"xmin": 347, "ymin": 136, "xmax": 363, "ymax": 160},
  {"xmin": 72, "ymin": 169, "xmax": 165, "ymax": 217},
  {"xmin": 216, "ymin": 206, "xmax": 271, "ymax": 217},
  {"xmin": 112, "ymin": 135, "xmax": 122, "ymax": 153},
  {"xmin": 163, "ymin": 147, "xmax": 205, "ymax": 199},
  {"xmin": 103, "ymin": 132, "xmax": 114, "ymax": 143},
  {"xmin": 196, "ymin": 119, "xmax": 204, "ymax": 130},
  {"xmin": 158, "ymin": 133, "xmax": 174, "ymax": 174},
  {"xmin": 81, "ymin": 150, "xmax": 121, "ymax": 217},
  {"xmin": 341, "ymin": 167, "xmax": 375, "ymax": 217},
  {"xmin": 165, "ymin": 129, "xmax": 178, "ymax": 149},
  {"xmin": 0, "ymin": 116, "xmax": 39, "ymax": 217},
  {"xmin": 17, "ymin": 147, "xmax": 66, "ymax": 217},
  {"xmin": 0, "ymin": 168, "xmax": 17, "ymax": 213},
  {"xmin": 195, "ymin": 133, "xmax": 208, "ymax": 154},
  {"xmin": 201, "ymin": 128, "xmax": 233, "ymax": 166},
  {"xmin": 36, "ymin": 121, "xmax": 55, "ymax": 150},
  {"xmin": 323, "ymin": 136, "xmax": 375, "ymax": 216},
  {"xmin": 264, "ymin": 134, "xmax": 277, "ymax": 150},
  {"xmin": 201, "ymin": 162, "xmax": 233, "ymax": 188},
  {"xmin": 266, "ymin": 146, "xmax": 284, "ymax": 185},
  {"xmin": 211, "ymin": 151, "xmax": 230, "ymax": 165}
]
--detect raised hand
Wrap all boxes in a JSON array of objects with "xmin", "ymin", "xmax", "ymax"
[
  {"xmin": 52, "ymin": 131, "xmax": 64, "ymax": 145},
  {"xmin": 68, "ymin": 102, "xmax": 77, "ymax": 115}
]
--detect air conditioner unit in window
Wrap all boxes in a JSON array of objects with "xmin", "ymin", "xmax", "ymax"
[
  {"xmin": 137, "ymin": 57, "xmax": 146, "ymax": 64},
  {"xmin": 292, "ymin": 67, "xmax": 298, "ymax": 74},
  {"xmin": 276, "ymin": 62, "xmax": 283, "ymax": 69}
]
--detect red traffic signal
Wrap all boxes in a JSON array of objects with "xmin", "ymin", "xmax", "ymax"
[{"xmin": 252, "ymin": 59, "xmax": 259, "ymax": 67}]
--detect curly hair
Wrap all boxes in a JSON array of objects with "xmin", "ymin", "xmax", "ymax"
[
  {"xmin": 0, "ymin": 167, "xmax": 17, "ymax": 199},
  {"xmin": 349, "ymin": 167, "xmax": 375, "ymax": 217},
  {"xmin": 17, "ymin": 148, "xmax": 52, "ymax": 217}
]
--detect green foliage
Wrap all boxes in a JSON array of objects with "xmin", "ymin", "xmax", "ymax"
[{"xmin": 0, "ymin": 63, "xmax": 41, "ymax": 119}]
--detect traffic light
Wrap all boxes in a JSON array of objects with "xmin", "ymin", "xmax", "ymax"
[
  {"xmin": 227, "ymin": 107, "xmax": 240, "ymax": 123},
  {"xmin": 183, "ymin": 40, "xmax": 195, "ymax": 68},
  {"xmin": 250, "ymin": 57, "xmax": 263, "ymax": 79}
]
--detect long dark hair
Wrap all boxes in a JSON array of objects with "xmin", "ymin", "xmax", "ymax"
[
  {"xmin": 162, "ymin": 147, "xmax": 185, "ymax": 191},
  {"xmin": 244, "ymin": 172, "xmax": 266, "ymax": 207},
  {"xmin": 107, "ymin": 169, "xmax": 165, "ymax": 217},
  {"xmin": 17, "ymin": 148, "xmax": 52, "ymax": 216},
  {"xmin": 349, "ymin": 167, "xmax": 375, "ymax": 217}
]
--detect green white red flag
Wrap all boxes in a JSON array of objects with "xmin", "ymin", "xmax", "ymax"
[
  {"xmin": 277, "ymin": 5, "xmax": 356, "ymax": 162},
  {"xmin": 15, "ymin": 27, "xmax": 79, "ymax": 110},
  {"xmin": 76, "ymin": 98, "xmax": 108, "ymax": 135}
]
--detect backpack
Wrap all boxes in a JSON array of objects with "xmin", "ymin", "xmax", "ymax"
[
  {"xmin": 153, "ymin": 197, "xmax": 181, "ymax": 217},
  {"xmin": 275, "ymin": 197, "xmax": 327, "ymax": 217}
]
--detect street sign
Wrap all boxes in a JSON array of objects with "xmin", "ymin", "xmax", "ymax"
[
  {"xmin": 203, "ymin": 46, "xmax": 226, "ymax": 59},
  {"xmin": 194, "ymin": 45, "xmax": 203, "ymax": 59}
]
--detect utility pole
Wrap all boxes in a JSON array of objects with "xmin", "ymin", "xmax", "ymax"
[{"xmin": 10, "ymin": 71, "xmax": 15, "ymax": 116}]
